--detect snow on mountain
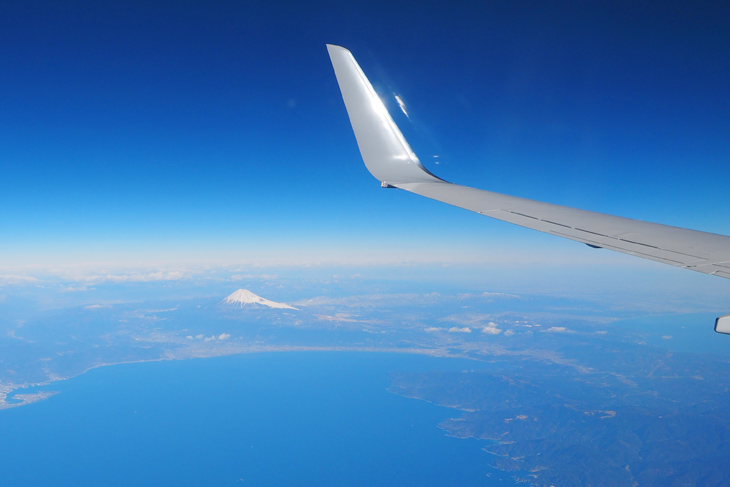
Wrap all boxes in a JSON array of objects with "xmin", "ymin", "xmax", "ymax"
[{"xmin": 221, "ymin": 289, "xmax": 297, "ymax": 310}]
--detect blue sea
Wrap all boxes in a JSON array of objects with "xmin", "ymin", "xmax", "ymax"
[{"xmin": 0, "ymin": 352, "xmax": 516, "ymax": 486}]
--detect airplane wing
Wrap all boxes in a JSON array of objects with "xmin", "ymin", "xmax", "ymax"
[{"xmin": 326, "ymin": 44, "xmax": 730, "ymax": 333}]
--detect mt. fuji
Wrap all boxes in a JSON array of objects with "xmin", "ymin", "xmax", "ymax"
[{"xmin": 221, "ymin": 289, "xmax": 297, "ymax": 310}]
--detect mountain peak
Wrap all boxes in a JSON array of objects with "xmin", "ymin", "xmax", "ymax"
[{"xmin": 222, "ymin": 289, "xmax": 297, "ymax": 310}]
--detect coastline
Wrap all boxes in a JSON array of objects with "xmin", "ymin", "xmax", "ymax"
[{"xmin": 0, "ymin": 345, "xmax": 474, "ymax": 411}]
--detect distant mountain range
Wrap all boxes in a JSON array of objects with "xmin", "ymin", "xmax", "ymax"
[{"xmin": 221, "ymin": 289, "xmax": 297, "ymax": 310}]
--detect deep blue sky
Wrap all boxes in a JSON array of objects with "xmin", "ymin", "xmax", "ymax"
[{"xmin": 2, "ymin": 1, "xmax": 729, "ymax": 273}]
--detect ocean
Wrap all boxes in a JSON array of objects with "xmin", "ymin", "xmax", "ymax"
[{"xmin": 0, "ymin": 352, "xmax": 516, "ymax": 486}]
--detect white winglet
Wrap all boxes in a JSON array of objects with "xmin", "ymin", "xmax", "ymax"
[{"xmin": 327, "ymin": 45, "xmax": 443, "ymax": 185}]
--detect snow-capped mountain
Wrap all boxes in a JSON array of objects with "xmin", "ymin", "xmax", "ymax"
[{"xmin": 221, "ymin": 289, "xmax": 297, "ymax": 310}]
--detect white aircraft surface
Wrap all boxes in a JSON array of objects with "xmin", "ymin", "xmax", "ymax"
[{"xmin": 326, "ymin": 44, "xmax": 730, "ymax": 334}]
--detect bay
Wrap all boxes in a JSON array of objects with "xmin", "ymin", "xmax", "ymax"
[{"xmin": 0, "ymin": 352, "xmax": 516, "ymax": 486}]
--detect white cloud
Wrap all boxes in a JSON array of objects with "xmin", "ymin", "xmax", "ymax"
[
  {"xmin": 504, "ymin": 329, "xmax": 515, "ymax": 336},
  {"xmin": 84, "ymin": 304, "xmax": 111, "ymax": 310},
  {"xmin": 201, "ymin": 333, "xmax": 231, "ymax": 342},
  {"xmin": 295, "ymin": 293, "xmax": 446, "ymax": 308},
  {"xmin": 662, "ymin": 335, "xmax": 673, "ymax": 340},
  {"xmin": 448, "ymin": 326, "xmax": 471, "ymax": 333},
  {"xmin": 424, "ymin": 327, "xmax": 442, "ymax": 332},
  {"xmin": 480, "ymin": 292, "xmax": 519, "ymax": 299},
  {"xmin": 0, "ymin": 275, "xmax": 38, "ymax": 285},
  {"xmin": 440, "ymin": 314, "xmax": 499, "ymax": 327},
  {"xmin": 481, "ymin": 326, "xmax": 502, "ymax": 335},
  {"xmin": 231, "ymin": 274, "xmax": 278, "ymax": 281},
  {"xmin": 543, "ymin": 326, "xmax": 569, "ymax": 333},
  {"xmin": 48, "ymin": 266, "xmax": 194, "ymax": 284},
  {"xmin": 82, "ymin": 271, "xmax": 187, "ymax": 283},
  {"xmin": 60, "ymin": 286, "xmax": 90, "ymax": 293}
]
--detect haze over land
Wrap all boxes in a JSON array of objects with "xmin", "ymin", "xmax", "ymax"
[{"xmin": 2, "ymin": 266, "xmax": 729, "ymax": 486}]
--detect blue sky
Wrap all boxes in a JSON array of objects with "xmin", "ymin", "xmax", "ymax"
[{"xmin": 1, "ymin": 1, "xmax": 729, "ymax": 282}]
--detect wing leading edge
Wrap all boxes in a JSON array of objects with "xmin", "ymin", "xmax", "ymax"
[{"xmin": 326, "ymin": 44, "xmax": 730, "ymax": 333}]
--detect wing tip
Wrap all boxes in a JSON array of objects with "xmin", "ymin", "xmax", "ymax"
[
  {"xmin": 326, "ymin": 44, "xmax": 349, "ymax": 53},
  {"xmin": 327, "ymin": 44, "xmax": 447, "ymax": 186},
  {"xmin": 715, "ymin": 314, "xmax": 730, "ymax": 334}
]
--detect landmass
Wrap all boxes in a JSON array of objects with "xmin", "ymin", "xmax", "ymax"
[
  {"xmin": 0, "ymin": 390, "xmax": 59, "ymax": 410},
  {"xmin": 1, "ymin": 288, "xmax": 729, "ymax": 486},
  {"xmin": 388, "ymin": 340, "xmax": 730, "ymax": 486}
]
